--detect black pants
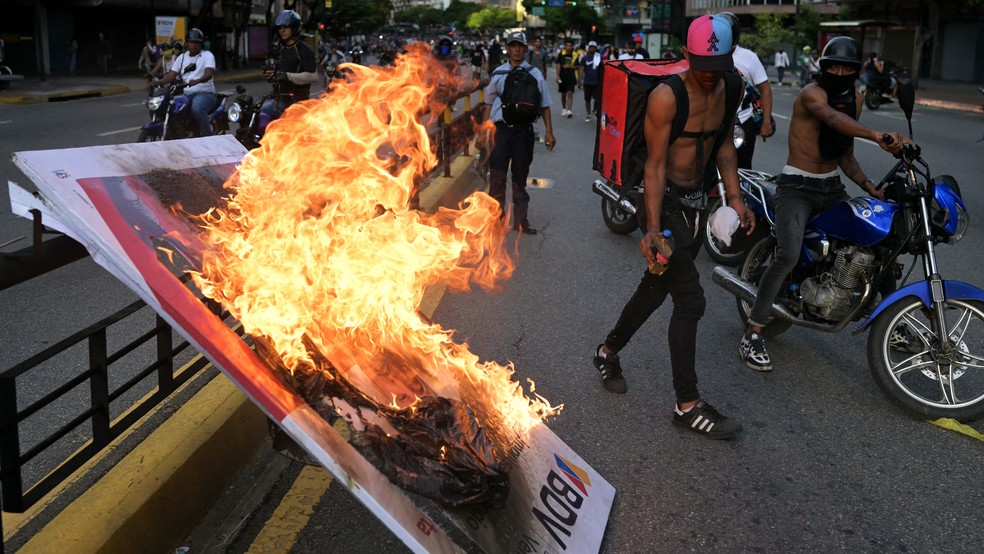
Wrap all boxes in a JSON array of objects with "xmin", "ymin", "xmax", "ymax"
[
  {"xmin": 603, "ymin": 206, "xmax": 706, "ymax": 404},
  {"xmin": 489, "ymin": 123, "xmax": 535, "ymax": 228}
]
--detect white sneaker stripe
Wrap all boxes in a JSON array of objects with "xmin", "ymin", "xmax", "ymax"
[
  {"xmin": 691, "ymin": 415, "xmax": 703, "ymax": 429},
  {"xmin": 698, "ymin": 419, "xmax": 710, "ymax": 431}
]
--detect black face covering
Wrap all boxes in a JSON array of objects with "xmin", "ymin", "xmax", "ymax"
[{"xmin": 817, "ymin": 71, "xmax": 857, "ymax": 96}]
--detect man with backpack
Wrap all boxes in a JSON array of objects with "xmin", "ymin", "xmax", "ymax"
[
  {"xmin": 484, "ymin": 31, "xmax": 556, "ymax": 235},
  {"xmin": 591, "ymin": 14, "xmax": 753, "ymax": 439}
]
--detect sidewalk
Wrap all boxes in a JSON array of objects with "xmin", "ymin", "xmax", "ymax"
[{"xmin": 0, "ymin": 68, "xmax": 264, "ymax": 104}]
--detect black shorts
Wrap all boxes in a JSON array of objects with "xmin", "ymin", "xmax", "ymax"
[
  {"xmin": 583, "ymin": 84, "xmax": 598, "ymax": 101},
  {"xmin": 559, "ymin": 76, "xmax": 576, "ymax": 93}
]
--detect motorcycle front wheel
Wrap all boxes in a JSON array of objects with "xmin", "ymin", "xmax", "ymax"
[
  {"xmin": 735, "ymin": 235, "xmax": 793, "ymax": 338},
  {"xmin": 867, "ymin": 298, "xmax": 984, "ymax": 421},
  {"xmin": 601, "ymin": 197, "xmax": 639, "ymax": 235},
  {"xmin": 864, "ymin": 88, "xmax": 881, "ymax": 110},
  {"xmin": 137, "ymin": 129, "xmax": 163, "ymax": 142}
]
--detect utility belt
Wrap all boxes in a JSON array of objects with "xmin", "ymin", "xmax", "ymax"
[
  {"xmin": 663, "ymin": 182, "xmax": 706, "ymax": 211},
  {"xmin": 775, "ymin": 173, "xmax": 842, "ymax": 189}
]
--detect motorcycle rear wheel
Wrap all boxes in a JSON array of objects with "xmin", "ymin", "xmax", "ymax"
[
  {"xmin": 735, "ymin": 235, "xmax": 793, "ymax": 338},
  {"xmin": 864, "ymin": 88, "xmax": 881, "ymax": 110},
  {"xmin": 867, "ymin": 298, "xmax": 984, "ymax": 421},
  {"xmin": 601, "ymin": 197, "xmax": 638, "ymax": 235},
  {"xmin": 702, "ymin": 198, "xmax": 746, "ymax": 266}
]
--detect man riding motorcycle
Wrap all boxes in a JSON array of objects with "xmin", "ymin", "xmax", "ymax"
[
  {"xmin": 147, "ymin": 29, "xmax": 215, "ymax": 137},
  {"xmin": 262, "ymin": 10, "xmax": 318, "ymax": 118},
  {"xmin": 738, "ymin": 36, "xmax": 905, "ymax": 372}
]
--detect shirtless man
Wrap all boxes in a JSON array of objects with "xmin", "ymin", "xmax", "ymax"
[
  {"xmin": 739, "ymin": 36, "xmax": 904, "ymax": 372},
  {"xmin": 592, "ymin": 14, "xmax": 752, "ymax": 440}
]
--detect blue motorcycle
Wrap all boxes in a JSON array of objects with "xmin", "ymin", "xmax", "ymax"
[
  {"xmin": 713, "ymin": 80, "xmax": 984, "ymax": 421},
  {"xmin": 138, "ymin": 81, "xmax": 230, "ymax": 142}
]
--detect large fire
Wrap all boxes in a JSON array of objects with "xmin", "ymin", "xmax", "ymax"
[{"xmin": 192, "ymin": 45, "xmax": 558, "ymax": 444}]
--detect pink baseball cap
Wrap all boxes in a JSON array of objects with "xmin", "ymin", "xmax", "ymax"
[{"xmin": 686, "ymin": 14, "xmax": 735, "ymax": 72}]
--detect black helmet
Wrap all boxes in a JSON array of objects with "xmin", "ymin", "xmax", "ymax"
[
  {"xmin": 187, "ymin": 28, "xmax": 204, "ymax": 43},
  {"xmin": 819, "ymin": 36, "xmax": 862, "ymax": 71},
  {"xmin": 275, "ymin": 10, "xmax": 302, "ymax": 32},
  {"xmin": 717, "ymin": 12, "xmax": 741, "ymax": 46}
]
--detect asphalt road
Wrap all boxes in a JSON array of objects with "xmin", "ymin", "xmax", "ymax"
[
  {"xmin": 253, "ymin": 83, "xmax": 984, "ymax": 553},
  {"xmin": 4, "ymin": 79, "xmax": 984, "ymax": 552}
]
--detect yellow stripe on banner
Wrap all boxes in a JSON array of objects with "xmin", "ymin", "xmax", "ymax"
[{"xmin": 928, "ymin": 418, "xmax": 984, "ymax": 441}]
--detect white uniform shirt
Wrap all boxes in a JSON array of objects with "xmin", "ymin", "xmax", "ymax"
[
  {"xmin": 732, "ymin": 46, "xmax": 768, "ymax": 124},
  {"xmin": 774, "ymin": 50, "xmax": 789, "ymax": 68},
  {"xmin": 170, "ymin": 50, "xmax": 216, "ymax": 95}
]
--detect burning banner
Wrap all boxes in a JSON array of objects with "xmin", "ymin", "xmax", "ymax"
[{"xmin": 9, "ymin": 46, "xmax": 614, "ymax": 552}]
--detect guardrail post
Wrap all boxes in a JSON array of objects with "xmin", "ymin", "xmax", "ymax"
[
  {"xmin": 0, "ymin": 375, "xmax": 23, "ymax": 514},
  {"xmin": 88, "ymin": 329, "xmax": 111, "ymax": 447},
  {"xmin": 443, "ymin": 106, "xmax": 453, "ymax": 178},
  {"xmin": 156, "ymin": 315, "xmax": 174, "ymax": 392}
]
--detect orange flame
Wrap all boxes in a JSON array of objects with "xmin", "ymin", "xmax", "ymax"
[{"xmin": 194, "ymin": 45, "xmax": 558, "ymax": 437}]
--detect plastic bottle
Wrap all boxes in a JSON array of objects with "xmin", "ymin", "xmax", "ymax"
[{"xmin": 647, "ymin": 229, "xmax": 674, "ymax": 275}]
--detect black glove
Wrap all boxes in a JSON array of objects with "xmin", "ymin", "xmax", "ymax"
[{"xmin": 269, "ymin": 70, "xmax": 289, "ymax": 83}]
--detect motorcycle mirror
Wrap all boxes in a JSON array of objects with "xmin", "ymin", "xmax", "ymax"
[
  {"xmin": 897, "ymin": 78, "xmax": 916, "ymax": 124},
  {"xmin": 895, "ymin": 78, "xmax": 916, "ymax": 138}
]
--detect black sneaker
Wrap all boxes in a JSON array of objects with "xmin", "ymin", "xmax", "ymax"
[
  {"xmin": 739, "ymin": 332, "xmax": 772, "ymax": 371},
  {"xmin": 592, "ymin": 345, "xmax": 627, "ymax": 394},
  {"xmin": 672, "ymin": 400, "xmax": 741, "ymax": 439}
]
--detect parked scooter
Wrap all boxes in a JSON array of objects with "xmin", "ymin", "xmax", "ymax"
[
  {"xmin": 713, "ymin": 81, "xmax": 984, "ymax": 421},
  {"xmin": 137, "ymin": 80, "xmax": 230, "ymax": 142}
]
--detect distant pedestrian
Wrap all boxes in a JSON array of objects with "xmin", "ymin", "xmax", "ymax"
[
  {"xmin": 486, "ymin": 39, "xmax": 502, "ymax": 71},
  {"xmin": 577, "ymin": 41, "xmax": 602, "ymax": 121},
  {"xmin": 138, "ymin": 39, "xmax": 156, "ymax": 74},
  {"xmin": 556, "ymin": 39, "xmax": 577, "ymax": 117},
  {"xmin": 470, "ymin": 41, "xmax": 486, "ymax": 81},
  {"xmin": 68, "ymin": 37, "xmax": 78, "ymax": 75},
  {"xmin": 527, "ymin": 37, "xmax": 549, "ymax": 76},
  {"xmin": 485, "ymin": 31, "xmax": 556, "ymax": 235},
  {"xmin": 774, "ymin": 47, "xmax": 789, "ymax": 85},
  {"xmin": 96, "ymin": 32, "xmax": 111, "ymax": 74}
]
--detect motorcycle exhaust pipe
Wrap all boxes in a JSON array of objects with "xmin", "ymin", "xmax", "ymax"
[
  {"xmin": 592, "ymin": 179, "xmax": 636, "ymax": 215},
  {"xmin": 711, "ymin": 267, "xmax": 870, "ymax": 333}
]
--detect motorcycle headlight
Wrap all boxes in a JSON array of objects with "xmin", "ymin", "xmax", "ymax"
[
  {"xmin": 146, "ymin": 95, "xmax": 165, "ymax": 111},
  {"xmin": 930, "ymin": 178, "xmax": 969, "ymax": 244},
  {"xmin": 228, "ymin": 102, "xmax": 242, "ymax": 123}
]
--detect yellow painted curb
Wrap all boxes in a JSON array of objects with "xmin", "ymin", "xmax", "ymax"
[{"xmin": 19, "ymin": 376, "xmax": 266, "ymax": 554}]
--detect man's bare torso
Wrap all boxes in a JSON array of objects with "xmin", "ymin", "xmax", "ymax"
[
  {"xmin": 655, "ymin": 73, "xmax": 727, "ymax": 187},
  {"xmin": 786, "ymin": 82, "xmax": 863, "ymax": 173}
]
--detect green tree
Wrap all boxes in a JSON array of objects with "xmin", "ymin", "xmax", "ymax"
[
  {"xmin": 538, "ymin": 5, "xmax": 602, "ymax": 38},
  {"xmin": 466, "ymin": 7, "xmax": 518, "ymax": 32},
  {"xmin": 333, "ymin": 0, "xmax": 393, "ymax": 35},
  {"xmin": 446, "ymin": 0, "xmax": 484, "ymax": 29}
]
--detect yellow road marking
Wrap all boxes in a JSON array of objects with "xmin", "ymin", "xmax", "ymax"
[{"xmin": 928, "ymin": 418, "xmax": 984, "ymax": 441}]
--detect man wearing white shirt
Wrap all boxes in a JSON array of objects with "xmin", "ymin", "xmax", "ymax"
[
  {"xmin": 617, "ymin": 41, "xmax": 644, "ymax": 61},
  {"xmin": 732, "ymin": 44, "xmax": 774, "ymax": 168},
  {"xmin": 774, "ymin": 47, "xmax": 789, "ymax": 86},
  {"xmin": 150, "ymin": 28, "xmax": 216, "ymax": 137}
]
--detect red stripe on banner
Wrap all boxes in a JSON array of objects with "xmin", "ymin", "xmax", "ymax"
[{"xmin": 77, "ymin": 175, "xmax": 303, "ymax": 421}]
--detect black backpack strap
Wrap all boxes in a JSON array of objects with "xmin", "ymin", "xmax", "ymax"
[
  {"xmin": 664, "ymin": 73, "xmax": 689, "ymax": 145},
  {"xmin": 709, "ymin": 71, "xmax": 743, "ymax": 157}
]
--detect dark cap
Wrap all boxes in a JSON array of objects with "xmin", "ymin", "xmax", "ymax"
[{"xmin": 506, "ymin": 31, "xmax": 528, "ymax": 46}]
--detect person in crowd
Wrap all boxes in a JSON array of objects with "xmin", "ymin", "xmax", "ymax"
[
  {"xmin": 593, "ymin": 14, "xmax": 752, "ymax": 440},
  {"xmin": 577, "ymin": 40, "xmax": 602, "ymax": 122},
  {"xmin": 486, "ymin": 39, "xmax": 502, "ymax": 72},
  {"xmin": 556, "ymin": 39, "xmax": 577, "ymax": 118},
  {"xmin": 738, "ymin": 37, "xmax": 904, "ymax": 372},
  {"xmin": 774, "ymin": 47, "xmax": 789, "ymax": 86},
  {"xmin": 527, "ymin": 36, "xmax": 549, "ymax": 77},
  {"xmin": 470, "ymin": 41, "xmax": 486, "ymax": 81},
  {"xmin": 618, "ymin": 40, "xmax": 645, "ymax": 61},
  {"xmin": 146, "ymin": 40, "xmax": 181, "ymax": 78},
  {"xmin": 633, "ymin": 36, "xmax": 650, "ymax": 58},
  {"xmin": 148, "ymin": 29, "xmax": 216, "ymax": 137},
  {"xmin": 863, "ymin": 52, "xmax": 897, "ymax": 97},
  {"xmin": 96, "ymin": 32, "xmax": 111, "ymax": 74},
  {"xmin": 263, "ymin": 9, "xmax": 318, "ymax": 113},
  {"xmin": 484, "ymin": 31, "xmax": 556, "ymax": 235},
  {"xmin": 68, "ymin": 36, "xmax": 78, "ymax": 75},
  {"xmin": 138, "ymin": 39, "xmax": 157, "ymax": 74},
  {"xmin": 718, "ymin": 14, "xmax": 773, "ymax": 169}
]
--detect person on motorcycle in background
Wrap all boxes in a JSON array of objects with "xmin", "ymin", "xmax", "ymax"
[
  {"xmin": 738, "ymin": 36, "xmax": 906, "ymax": 372},
  {"xmin": 263, "ymin": 10, "xmax": 318, "ymax": 118},
  {"xmin": 148, "ymin": 30, "xmax": 215, "ymax": 137},
  {"xmin": 863, "ymin": 53, "xmax": 896, "ymax": 98}
]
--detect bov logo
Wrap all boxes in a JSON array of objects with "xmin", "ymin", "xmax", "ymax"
[{"xmin": 531, "ymin": 454, "xmax": 592, "ymax": 550}]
